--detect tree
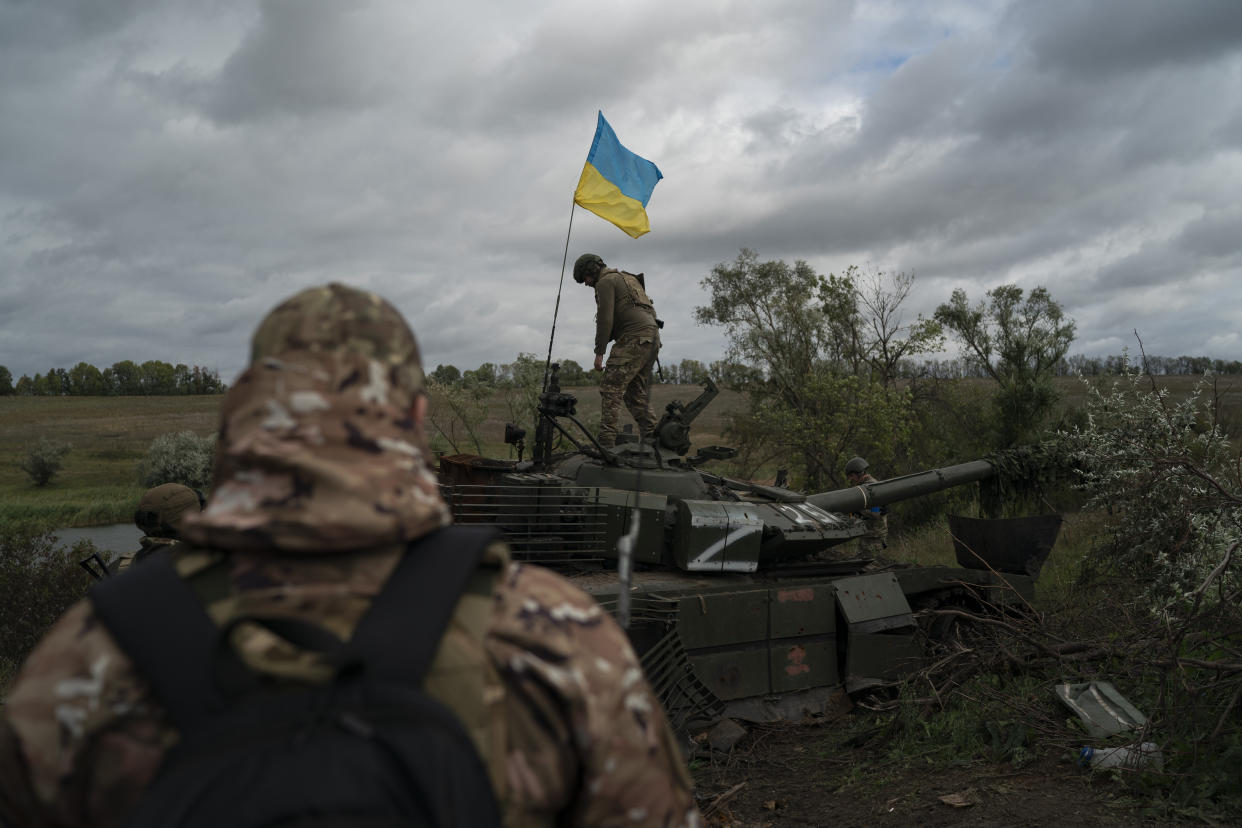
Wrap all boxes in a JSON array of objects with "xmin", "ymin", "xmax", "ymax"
[
  {"xmin": 140, "ymin": 360, "xmax": 176, "ymax": 395},
  {"xmin": 426, "ymin": 378, "xmax": 488, "ymax": 455},
  {"xmin": 849, "ymin": 265, "xmax": 943, "ymax": 387},
  {"xmin": 173, "ymin": 363, "xmax": 193, "ymax": 394},
  {"xmin": 430, "ymin": 364, "xmax": 462, "ymax": 386},
  {"xmin": 556, "ymin": 359, "xmax": 589, "ymax": 387},
  {"xmin": 68, "ymin": 362, "xmax": 105, "ymax": 396},
  {"xmin": 500, "ymin": 353, "xmax": 543, "ymax": 431},
  {"xmin": 463, "ymin": 363, "xmax": 496, "ymax": 387},
  {"xmin": 44, "ymin": 368, "xmax": 63, "ymax": 396},
  {"xmin": 0, "ymin": 365, "xmax": 12, "ymax": 395},
  {"xmin": 696, "ymin": 249, "xmax": 937, "ymax": 489},
  {"xmin": 935, "ymin": 285, "xmax": 1075, "ymax": 446},
  {"xmin": 676, "ymin": 359, "xmax": 709, "ymax": 385},
  {"xmin": 109, "ymin": 360, "xmax": 142, "ymax": 395},
  {"xmin": 15, "ymin": 374, "xmax": 32, "ymax": 396}
]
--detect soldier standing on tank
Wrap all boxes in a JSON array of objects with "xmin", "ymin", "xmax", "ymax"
[
  {"xmin": 845, "ymin": 455, "xmax": 888, "ymax": 555},
  {"xmin": 573, "ymin": 253, "xmax": 661, "ymax": 449},
  {"xmin": 0, "ymin": 283, "xmax": 700, "ymax": 827},
  {"xmin": 113, "ymin": 482, "xmax": 205, "ymax": 572}
]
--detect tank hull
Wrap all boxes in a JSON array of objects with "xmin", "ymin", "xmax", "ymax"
[{"xmin": 575, "ymin": 564, "xmax": 1034, "ymax": 727}]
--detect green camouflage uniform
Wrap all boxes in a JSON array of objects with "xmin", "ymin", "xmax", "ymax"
[
  {"xmin": 0, "ymin": 283, "xmax": 699, "ymax": 828},
  {"xmin": 113, "ymin": 535, "xmax": 179, "ymax": 572},
  {"xmin": 855, "ymin": 472, "xmax": 888, "ymax": 556},
  {"xmin": 594, "ymin": 268, "xmax": 660, "ymax": 447}
]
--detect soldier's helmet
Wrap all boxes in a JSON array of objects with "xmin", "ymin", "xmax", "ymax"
[
  {"xmin": 844, "ymin": 456, "xmax": 869, "ymax": 475},
  {"xmin": 134, "ymin": 483, "xmax": 206, "ymax": 539},
  {"xmin": 573, "ymin": 253, "xmax": 606, "ymax": 284}
]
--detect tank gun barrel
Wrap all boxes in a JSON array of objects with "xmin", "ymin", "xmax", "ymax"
[{"xmin": 806, "ymin": 459, "xmax": 995, "ymax": 513}]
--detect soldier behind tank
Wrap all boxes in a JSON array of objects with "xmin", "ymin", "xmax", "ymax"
[
  {"xmin": 0, "ymin": 282, "xmax": 700, "ymax": 827},
  {"xmin": 112, "ymin": 482, "xmax": 205, "ymax": 572},
  {"xmin": 845, "ymin": 455, "xmax": 888, "ymax": 555},
  {"xmin": 574, "ymin": 253, "xmax": 661, "ymax": 449}
]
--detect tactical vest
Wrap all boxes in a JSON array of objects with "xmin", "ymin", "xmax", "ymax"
[{"xmin": 613, "ymin": 269, "xmax": 656, "ymax": 315}]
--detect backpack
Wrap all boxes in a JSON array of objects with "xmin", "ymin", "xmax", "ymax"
[{"xmin": 89, "ymin": 525, "xmax": 503, "ymax": 828}]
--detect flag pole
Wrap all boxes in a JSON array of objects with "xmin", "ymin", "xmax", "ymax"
[{"xmin": 542, "ymin": 197, "xmax": 577, "ymax": 393}]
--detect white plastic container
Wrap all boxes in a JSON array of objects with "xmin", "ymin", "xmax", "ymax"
[{"xmin": 1078, "ymin": 741, "xmax": 1163, "ymax": 771}]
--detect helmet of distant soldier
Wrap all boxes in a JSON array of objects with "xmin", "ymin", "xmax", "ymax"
[
  {"xmin": 844, "ymin": 456, "xmax": 869, "ymax": 475},
  {"xmin": 573, "ymin": 253, "xmax": 605, "ymax": 284},
  {"xmin": 134, "ymin": 483, "xmax": 205, "ymax": 538}
]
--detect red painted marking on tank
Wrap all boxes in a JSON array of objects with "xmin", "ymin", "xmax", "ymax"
[
  {"xmin": 777, "ymin": 588, "xmax": 814, "ymax": 603},
  {"xmin": 785, "ymin": 644, "xmax": 810, "ymax": 675}
]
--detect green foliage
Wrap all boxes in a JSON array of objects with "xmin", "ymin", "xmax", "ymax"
[
  {"xmin": 1061, "ymin": 365, "xmax": 1240, "ymax": 608},
  {"xmin": 426, "ymin": 378, "xmax": 489, "ymax": 455},
  {"xmin": 0, "ymin": 364, "xmax": 12, "ymax": 395},
  {"xmin": 6, "ymin": 360, "xmax": 225, "ymax": 396},
  {"xmin": 1041, "ymin": 365, "xmax": 1242, "ymax": 811},
  {"xmin": 557, "ymin": 359, "xmax": 591, "ymax": 386},
  {"xmin": 430, "ymin": 364, "xmax": 462, "ymax": 385},
  {"xmin": 935, "ymin": 285, "xmax": 1075, "ymax": 446},
  {"xmin": 0, "ymin": 524, "xmax": 91, "ymax": 679},
  {"xmin": 464, "ymin": 362, "xmax": 497, "ymax": 386},
  {"xmin": 68, "ymin": 361, "xmax": 105, "ymax": 395},
  {"xmin": 20, "ymin": 438, "xmax": 71, "ymax": 486},
  {"xmin": 499, "ymin": 352, "xmax": 544, "ymax": 431},
  {"xmin": 137, "ymin": 430, "xmax": 216, "ymax": 489},
  {"xmin": 696, "ymin": 250, "xmax": 942, "ymax": 490}
]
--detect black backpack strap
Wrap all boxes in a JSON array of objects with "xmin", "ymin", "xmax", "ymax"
[
  {"xmin": 89, "ymin": 526, "xmax": 501, "ymax": 725},
  {"xmin": 350, "ymin": 524, "xmax": 501, "ymax": 684},
  {"xmin": 89, "ymin": 553, "xmax": 224, "ymax": 727}
]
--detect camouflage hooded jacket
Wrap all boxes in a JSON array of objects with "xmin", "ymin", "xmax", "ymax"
[{"xmin": 0, "ymin": 341, "xmax": 699, "ymax": 827}]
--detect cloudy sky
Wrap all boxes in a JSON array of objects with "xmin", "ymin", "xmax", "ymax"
[{"xmin": 3, "ymin": 0, "xmax": 1241, "ymax": 383}]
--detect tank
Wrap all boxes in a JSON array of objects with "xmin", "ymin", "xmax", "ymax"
[{"xmin": 438, "ymin": 366, "xmax": 1060, "ymax": 727}]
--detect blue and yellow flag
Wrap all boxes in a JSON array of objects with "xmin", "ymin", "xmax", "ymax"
[{"xmin": 573, "ymin": 112, "xmax": 663, "ymax": 238}]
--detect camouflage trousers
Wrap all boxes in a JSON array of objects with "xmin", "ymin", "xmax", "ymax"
[
  {"xmin": 598, "ymin": 330, "xmax": 659, "ymax": 447},
  {"xmin": 857, "ymin": 515, "xmax": 888, "ymax": 556}
]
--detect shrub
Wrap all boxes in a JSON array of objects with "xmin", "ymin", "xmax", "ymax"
[
  {"xmin": 0, "ymin": 523, "xmax": 91, "ymax": 681},
  {"xmin": 19, "ymin": 438, "xmax": 71, "ymax": 486},
  {"xmin": 137, "ymin": 430, "xmax": 216, "ymax": 489}
]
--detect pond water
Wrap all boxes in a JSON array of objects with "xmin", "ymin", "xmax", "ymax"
[{"xmin": 52, "ymin": 524, "xmax": 143, "ymax": 555}]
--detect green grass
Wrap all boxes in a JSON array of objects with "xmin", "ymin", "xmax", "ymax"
[{"xmin": 0, "ymin": 396, "xmax": 220, "ymax": 528}]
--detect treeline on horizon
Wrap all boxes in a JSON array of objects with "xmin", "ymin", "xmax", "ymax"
[
  {"xmin": 427, "ymin": 351, "xmax": 1242, "ymax": 389},
  {"xmin": 3, "ymin": 350, "xmax": 1237, "ymax": 399},
  {"xmin": 0, "ymin": 361, "xmax": 226, "ymax": 397}
]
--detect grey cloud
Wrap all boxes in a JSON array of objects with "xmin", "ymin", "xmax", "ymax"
[
  {"xmin": 0, "ymin": 0, "xmax": 155, "ymax": 52},
  {"xmin": 1177, "ymin": 207, "xmax": 1242, "ymax": 259},
  {"xmin": 1093, "ymin": 245, "xmax": 1187, "ymax": 290},
  {"xmin": 1012, "ymin": 0, "xmax": 1242, "ymax": 79},
  {"xmin": 203, "ymin": 0, "xmax": 403, "ymax": 124}
]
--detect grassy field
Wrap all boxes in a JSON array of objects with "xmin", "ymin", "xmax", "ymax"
[
  {"xmin": 0, "ymin": 384, "xmax": 746, "ymax": 528},
  {"xmin": 0, "ymin": 396, "xmax": 221, "ymax": 527},
  {"xmin": 2, "ymin": 372, "xmax": 1236, "ymax": 528}
]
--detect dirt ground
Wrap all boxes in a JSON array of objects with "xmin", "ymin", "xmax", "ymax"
[{"xmin": 689, "ymin": 721, "xmax": 1161, "ymax": 827}]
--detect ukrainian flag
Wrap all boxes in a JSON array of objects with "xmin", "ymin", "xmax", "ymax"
[{"xmin": 574, "ymin": 112, "xmax": 663, "ymax": 238}]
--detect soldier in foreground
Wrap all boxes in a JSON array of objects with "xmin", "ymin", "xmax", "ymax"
[
  {"xmin": 574, "ymin": 253, "xmax": 661, "ymax": 448},
  {"xmin": 113, "ymin": 482, "xmax": 204, "ymax": 572},
  {"xmin": 845, "ymin": 455, "xmax": 888, "ymax": 554},
  {"xmin": 0, "ymin": 283, "xmax": 700, "ymax": 827}
]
